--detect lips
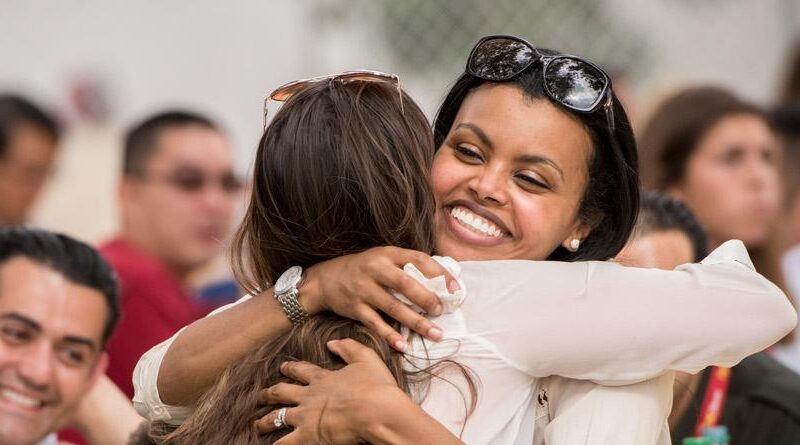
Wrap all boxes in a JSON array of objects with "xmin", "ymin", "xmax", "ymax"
[
  {"xmin": 0, "ymin": 388, "xmax": 45, "ymax": 411},
  {"xmin": 446, "ymin": 200, "xmax": 511, "ymax": 235},
  {"xmin": 450, "ymin": 206, "xmax": 504, "ymax": 237},
  {"xmin": 441, "ymin": 200, "xmax": 512, "ymax": 248}
]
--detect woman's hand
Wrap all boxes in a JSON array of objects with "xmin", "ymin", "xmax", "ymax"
[
  {"xmin": 255, "ymin": 339, "xmax": 463, "ymax": 445},
  {"xmin": 302, "ymin": 246, "xmax": 457, "ymax": 351}
]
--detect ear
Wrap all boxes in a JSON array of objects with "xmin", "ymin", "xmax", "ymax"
[
  {"xmin": 118, "ymin": 176, "xmax": 138, "ymax": 204},
  {"xmin": 88, "ymin": 352, "xmax": 109, "ymax": 388},
  {"xmin": 665, "ymin": 184, "xmax": 685, "ymax": 202},
  {"xmin": 561, "ymin": 218, "xmax": 593, "ymax": 252}
]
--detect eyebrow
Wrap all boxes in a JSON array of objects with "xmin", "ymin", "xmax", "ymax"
[
  {"xmin": 455, "ymin": 123, "xmax": 565, "ymax": 181},
  {"xmin": 455, "ymin": 123, "xmax": 494, "ymax": 149},
  {"xmin": 0, "ymin": 313, "xmax": 41, "ymax": 332},
  {"xmin": 63, "ymin": 336, "xmax": 98, "ymax": 352},
  {"xmin": 0, "ymin": 312, "xmax": 98, "ymax": 352},
  {"xmin": 515, "ymin": 154, "xmax": 565, "ymax": 181}
]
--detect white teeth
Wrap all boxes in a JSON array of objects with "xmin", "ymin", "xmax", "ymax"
[
  {"xmin": 449, "ymin": 206, "xmax": 503, "ymax": 238},
  {"xmin": 1, "ymin": 389, "xmax": 41, "ymax": 408}
]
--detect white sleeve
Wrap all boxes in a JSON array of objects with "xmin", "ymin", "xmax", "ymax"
[
  {"xmin": 458, "ymin": 240, "xmax": 797, "ymax": 383},
  {"xmin": 131, "ymin": 295, "xmax": 252, "ymax": 423}
]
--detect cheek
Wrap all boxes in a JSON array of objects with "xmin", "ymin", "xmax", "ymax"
[
  {"xmin": 510, "ymin": 195, "xmax": 574, "ymax": 253},
  {"xmin": 430, "ymin": 153, "xmax": 460, "ymax": 203}
]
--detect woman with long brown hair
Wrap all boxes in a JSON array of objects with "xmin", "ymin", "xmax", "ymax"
[{"xmin": 136, "ymin": 41, "xmax": 795, "ymax": 444}]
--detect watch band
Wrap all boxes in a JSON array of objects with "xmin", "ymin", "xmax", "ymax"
[{"xmin": 276, "ymin": 288, "xmax": 310, "ymax": 324}]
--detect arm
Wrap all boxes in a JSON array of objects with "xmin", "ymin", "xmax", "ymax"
[
  {"xmin": 138, "ymin": 247, "xmax": 451, "ymax": 414},
  {"xmin": 462, "ymin": 240, "xmax": 797, "ymax": 382},
  {"xmin": 256, "ymin": 339, "xmax": 464, "ymax": 445},
  {"xmin": 70, "ymin": 375, "xmax": 144, "ymax": 445}
]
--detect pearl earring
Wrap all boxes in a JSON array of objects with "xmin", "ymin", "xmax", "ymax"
[{"xmin": 570, "ymin": 239, "xmax": 580, "ymax": 251}]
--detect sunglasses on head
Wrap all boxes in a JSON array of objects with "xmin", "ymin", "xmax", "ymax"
[
  {"xmin": 466, "ymin": 35, "xmax": 614, "ymax": 129},
  {"xmin": 263, "ymin": 70, "xmax": 402, "ymax": 130}
]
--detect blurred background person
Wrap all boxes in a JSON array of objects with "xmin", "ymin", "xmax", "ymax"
[
  {"xmin": 639, "ymin": 86, "xmax": 788, "ymax": 310},
  {"xmin": 0, "ymin": 94, "xmax": 60, "ymax": 227},
  {"xmin": 617, "ymin": 192, "xmax": 800, "ymax": 444},
  {"xmin": 771, "ymin": 106, "xmax": 800, "ymax": 372},
  {"xmin": 99, "ymin": 110, "xmax": 240, "ymax": 399},
  {"xmin": 771, "ymin": 41, "xmax": 800, "ymax": 374}
]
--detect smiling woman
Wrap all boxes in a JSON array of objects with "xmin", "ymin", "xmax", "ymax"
[{"xmin": 432, "ymin": 84, "xmax": 597, "ymax": 260}]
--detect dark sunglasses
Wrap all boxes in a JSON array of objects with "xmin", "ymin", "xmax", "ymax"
[
  {"xmin": 144, "ymin": 169, "xmax": 243, "ymax": 194},
  {"xmin": 466, "ymin": 35, "xmax": 614, "ymax": 129}
]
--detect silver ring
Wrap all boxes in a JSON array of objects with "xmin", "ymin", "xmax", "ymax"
[{"xmin": 273, "ymin": 407, "xmax": 288, "ymax": 429}]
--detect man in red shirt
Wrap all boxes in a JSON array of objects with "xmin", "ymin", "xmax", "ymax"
[{"xmin": 100, "ymin": 111, "xmax": 240, "ymax": 397}]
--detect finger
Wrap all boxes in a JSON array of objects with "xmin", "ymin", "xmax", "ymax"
[
  {"xmin": 258, "ymin": 382, "xmax": 306, "ymax": 405},
  {"xmin": 377, "ymin": 267, "xmax": 443, "ymax": 317},
  {"xmin": 327, "ymin": 338, "xmax": 384, "ymax": 365},
  {"xmin": 254, "ymin": 406, "xmax": 299, "ymax": 434},
  {"xmin": 274, "ymin": 430, "xmax": 307, "ymax": 445},
  {"xmin": 355, "ymin": 305, "xmax": 409, "ymax": 352},
  {"xmin": 385, "ymin": 247, "xmax": 459, "ymax": 293},
  {"xmin": 371, "ymin": 285, "xmax": 442, "ymax": 341},
  {"xmin": 280, "ymin": 360, "xmax": 328, "ymax": 384}
]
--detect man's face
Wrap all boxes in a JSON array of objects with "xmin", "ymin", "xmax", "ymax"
[
  {"xmin": 121, "ymin": 125, "xmax": 239, "ymax": 275},
  {"xmin": 0, "ymin": 125, "xmax": 57, "ymax": 225},
  {"xmin": 0, "ymin": 257, "xmax": 107, "ymax": 445}
]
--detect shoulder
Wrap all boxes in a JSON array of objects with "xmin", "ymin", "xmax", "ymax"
[{"xmin": 730, "ymin": 353, "xmax": 800, "ymax": 423}]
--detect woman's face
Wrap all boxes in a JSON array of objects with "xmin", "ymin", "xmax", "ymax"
[
  {"xmin": 431, "ymin": 84, "xmax": 594, "ymax": 261},
  {"xmin": 669, "ymin": 113, "xmax": 781, "ymax": 249}
]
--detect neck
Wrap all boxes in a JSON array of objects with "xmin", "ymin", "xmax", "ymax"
[
  {"xmin": 119, "ymin": 232, "xmax": 192, "ymax": 283},
  {"xmin": 668, "ymin": 372, "xmax": 702, "ymax": 431}
]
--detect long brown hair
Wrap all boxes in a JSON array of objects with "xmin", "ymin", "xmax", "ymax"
[
  {"xmin": 231, "ymin": 81, "xmax": 436, "ymax": 293},
  {"xmin": 149, "ymin": 80, "xmax": 476, "ymax": 444},
  {"xmin": 156, "ymin": 314, "xmax": 407, "ymax": 444}
]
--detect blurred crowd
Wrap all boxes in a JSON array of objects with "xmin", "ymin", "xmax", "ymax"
[{"xmin": 1, "ymin": 26, "xmax": 800, "ymax": 445}]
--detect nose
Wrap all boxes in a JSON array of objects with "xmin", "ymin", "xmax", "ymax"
[
  {"xmin": 468, "ymin": 166, "xmax": 509, "ymax": 205},
  {"xmin": 17, "ymin": 342, "xmax": 55, "ymax": 392},
  {"xmin": 200, "ymin": 182, "xmax": 236, "ymax": 216},
  {"xmin": 744, "ymin": 153, "xmax": 777, "ymax": 192}
]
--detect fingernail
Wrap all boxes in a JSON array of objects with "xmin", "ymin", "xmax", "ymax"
[
  {"xmin": 427, "ymin": 327, "xmax": 443, "ymax": 341},
  {"xmin": 394, "ymin": 340, "xmax": 408, "ymax": 352},
  {"xmin": 447, "ymin": 280, "xmax": 460, "ymax": 293},
  {"xmin": 431, "ymin": 304, "xmax": 443, "ymax": 316},
  {"xmin": 280, "ymin": 362, "xmax": 287, "ymax": 372}
]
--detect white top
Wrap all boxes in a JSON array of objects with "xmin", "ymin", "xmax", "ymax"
[{"xmin": 133, "ymin": 240, "xmax": 797, "ymax": 444}]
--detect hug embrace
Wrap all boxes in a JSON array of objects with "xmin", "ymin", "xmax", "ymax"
[{"xmin": 131, "ymin": 35, "xmax": 796, "ymax": 444}]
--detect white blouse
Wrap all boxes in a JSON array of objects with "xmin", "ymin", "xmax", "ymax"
[{"xmin": 133, "ymin": 240, "xmax": 796, "ymax": 444}]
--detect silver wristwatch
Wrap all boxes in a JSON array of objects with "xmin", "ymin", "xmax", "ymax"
[{"xmin": 274, "ymin": 266, "xmax": 310, "ymax": 324}]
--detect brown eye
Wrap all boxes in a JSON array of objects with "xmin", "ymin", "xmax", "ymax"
[
  {"xmin": 58, "ymin": 346, "xmax": 87, "ymax": 366},
  {"xmin": 454, "ymin": 145, "xmax": 483, "ymax": 162},
  {"xmin": 1, "ymin": 325, "xmax": 32, "ymax": 344},
  {"xmin": 515, "ymin": 173, "xmax": 550, "ymax": 190},
  {"xmin": 170, "ymin": 172, "xmax": 205, "ymax": 192},
  {"xmin": 221, "ymin": 174, "xmax": 243, "ymax": 193}
]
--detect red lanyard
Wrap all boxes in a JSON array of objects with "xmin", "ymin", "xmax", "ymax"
[{"xmin": 694, "ymin": 366, "xmax": 732, "ymax": 437}]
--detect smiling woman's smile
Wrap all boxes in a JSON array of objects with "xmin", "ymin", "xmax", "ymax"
[{"xmin": 431, "ymin": 83, "xmax": 594, "ymax": 262}]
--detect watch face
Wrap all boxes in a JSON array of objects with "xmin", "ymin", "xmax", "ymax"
[{"xmin": 275, "ymin": 266, "xmax": 302, "ymax": 295}]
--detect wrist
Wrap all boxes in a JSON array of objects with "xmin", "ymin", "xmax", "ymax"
[
  {"xmin": 360, "ymin": 387, "xmax": 418, "ymax": 444},
  {"xmin": 297, "ymin": 264, "xmax": 325, "ymax": 315}
]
